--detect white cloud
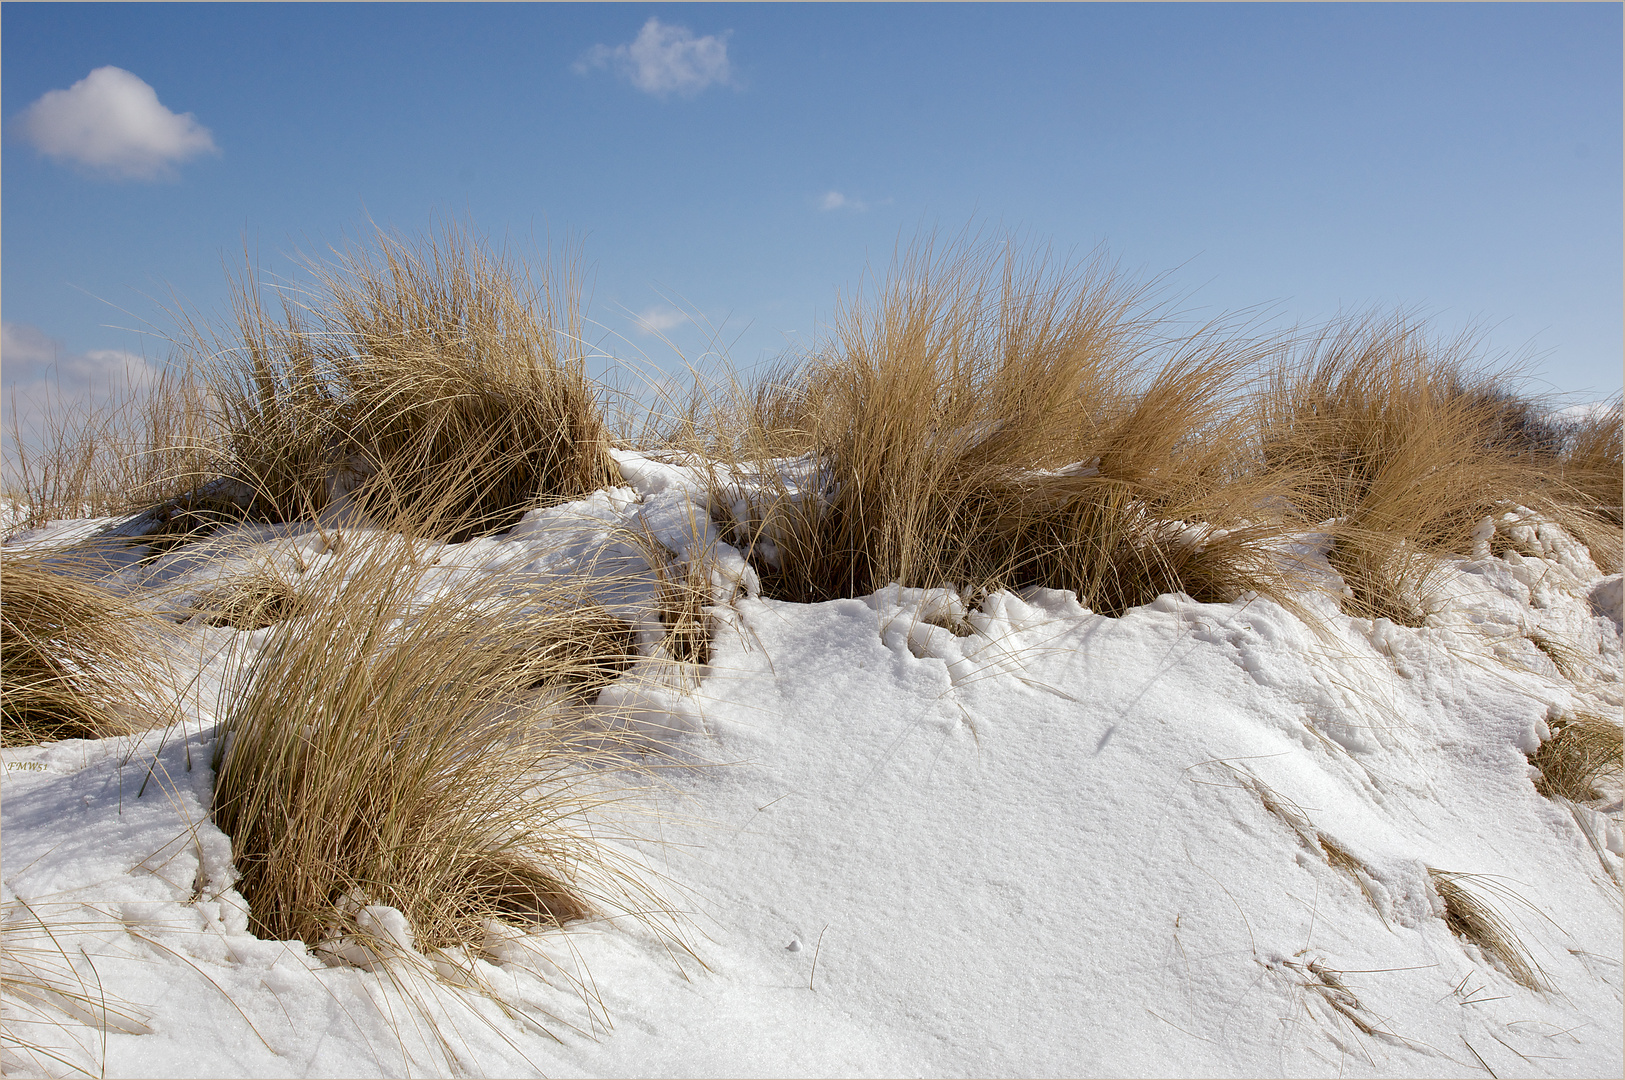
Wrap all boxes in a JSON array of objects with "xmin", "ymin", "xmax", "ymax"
[
  {"xmin": 14, "ymin": 66, "xmax": 218, "ymax": 180},
  {"xmin": 2, "ymin": 321, "xmax": 155, "ymax": 391},
  {"xmin": 819, "ymin": 190, "xmax": 867, "ymax": 212},
  {"xmin": 2, "ymin": 321, "xmax": 163, "ymax": 472},
  {"xmin": 575, "ymin": 18, "xmax": 733, "ymax": 98},
  {"xmin": 1, "ymin": 321, "xmax": 58, "ymax": 371},
  {"xmin": 631, "ymin": 306, "xmax": 690, "ymax": 336}
]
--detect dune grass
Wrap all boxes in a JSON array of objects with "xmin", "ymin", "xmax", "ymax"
[
  {"xmin": 1558, "ymin": 401, "xmax": 1623, "ymax": 520},
  {"xmin": 206, "ymin": 509, "xmax": 665, "ymax": 961},
  {"xmin": 1257, "ymin": 316, "xmax": 1555, "ymax": 625},
  {"xmin": 172, "ymin": 224, "xmax": 621, "ymax": 542},
  {"xmin": 1550, "ymin": 401, "xmax": 1623, "ymax": 573},
  {"xmin": 6, "ymin": 221, "xmax": 622, "ymax": 557},
  {"xmin": 0, "ymin": 899, "xmax": 153, "ymax": 1078},
  {"xmin": 693, "ymin": 234, "xmax": 1303, "ymax": 616},
  {"xmin": 187, "ymin": 564, "xmax": 313, "ymax": 631},
  {"xmin": 1530, "ymin": 713, "xmax": 1623, "ymax": 803},
  {"xmin": 1, "ymin": 557, "xmax": 173, "ymax": 746}
]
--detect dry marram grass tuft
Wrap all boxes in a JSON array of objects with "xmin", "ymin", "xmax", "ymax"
[
  {"xmin": 4, "ymin": 362, "xmax": 217, "ymax": 531},
  {"xmin": 1529, "ymin": 713, "xmax": 1623, "ymax": 803},
  {"xmin": 175, "ymin": 223, "xmax": 620, "ymax": 539},
  {"xmin": 1428, "ymin": 868, "xmax": 1545, "ymax": 991},
  {"xmin": 1259, "ymin": 315, "xmax": 1549, "ymax": 625},
  {"xmin": 188, "ymin": 565, "xmax": 312, "ymax": 631},
  {"xmin": 699, "ymin": 234, "xmax": 1303, "ymax": 615},
  {"xmin": 1551, "ymin": 401, "xmax": 1623, "ymax": 573},
  {"xmin": 207, "ymin": 520, "xmax": 671, "ymax": 965},
  {"xmin": 1, "ymin": 557, "xmax": 173, "ymax": 745}
]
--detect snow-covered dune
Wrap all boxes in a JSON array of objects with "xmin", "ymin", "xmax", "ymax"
[{"xmin": 3, "ymin": 457, "xmax": 1620, "ymax": 1078}]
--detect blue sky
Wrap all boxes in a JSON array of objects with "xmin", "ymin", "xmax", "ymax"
[{"xmin": 4, "ymin": 3, "xmax": 1621, "ymax": 417}]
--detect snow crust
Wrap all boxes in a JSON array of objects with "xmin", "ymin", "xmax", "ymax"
[{"xmin": 3, "ymin": 453, "xmax": 1621, "ymax": 1077}]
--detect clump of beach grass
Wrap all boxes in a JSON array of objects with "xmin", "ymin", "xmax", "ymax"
[
  {"xmin": 697, "ymin": 233, "xmax": 1303, "ymax": 616},
  {"xmin": 460, "ymin": 604, "xmax": 637, "ymax": 700},
  {"xmin": 1, "ymin": 556, "xmax": 173, "ymax": 746},
  {"xmin": 657, "ymin": 558, "xmax": 715, "ymax": 668},
  {"xmin": 175, "ymin": 222, "xmax": 620, "ymax": 540},
  {"xmin": 1550, "ymin": 400, "xmax": 1623, "ymax": 573},
  {"xmin": 207, "ymin": 503, "xmax": 671, "ymax": 966},
  {"xmin": 1258, "ymin": 315, "xmax": 1551, "ymax": 625},
  {"xmin": 1530, "ymin": 713, "xmax": 1623, "ymax": 803}
]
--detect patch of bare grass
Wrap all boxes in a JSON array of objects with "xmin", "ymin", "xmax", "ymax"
[
  {"xmin": 656, "ymin": 559, "xmax": 715, "ymax": 668},
  {"xmin": 1428, "ymin": 868, "xmax": 1545, "ymax": 991},
  {"xmin": 188, "ymin": 566, "xmax": 312, "ymax": 631},
  {"xmin": 1, "ymin": 557, "xmax": 173, "ymax": 746},
  {"xmin": 4, "ymin": 362, "xmax": 217, "ymax": 533},
  {"xmin": 1551, "ymin": 401, "xmax": 1623, "ymax": 573},
  {"xmin": 462, "ymin": 604, "xmax": 637, "ymax": 699}
]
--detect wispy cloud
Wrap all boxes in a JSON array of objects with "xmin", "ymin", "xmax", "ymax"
[
  {"xmin": 631, "ymin": 306, "xmax": 690, "ymax": 336},
  {"xmin": 2, "ymin": 322, "xmax": 155, "ymax": 391},
  {"xmin": 819, "ymin": 190, "xmax": 867, "ymax": 212},
  {"xmin": 2, "ymin": 321, "xmax": 161, "ymax": 470},
  {"xmin": 13, "ymin": 66, "xmax": 218, "ymax": 180},
  {"xmin": 575, "ymin": 18, "xmax": 733, "ymax": 98}
]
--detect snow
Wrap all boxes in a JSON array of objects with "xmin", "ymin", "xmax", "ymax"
[{"xmin": 3, "ymin": 454, "xmax": 1621, "ymax": 1078}]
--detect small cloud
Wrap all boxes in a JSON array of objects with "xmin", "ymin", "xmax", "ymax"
[
  {"xmin": 631, "ymin": 306, "xmax": 690, "ymax": 336},
  {"xmin": 819, "ymin": 190, "xmax": 867, "ymax": 212},
  {"xmin": 1, "ymin": 321, "xmax": 58, "ymax": 371},
  {"xmin": 13, "ymin": 66, "xmax": 217, "ymax": 180},
  {"xmin": 3, "ymin": 321, "xmax": 152, "ymax": 388},
  {"xmin": 575, "ymin": 18, "xmax": 733, "ymax": 98},
  {"xmin": 2, "ymin": 321, "xmax": 162, "ymax": 459}
]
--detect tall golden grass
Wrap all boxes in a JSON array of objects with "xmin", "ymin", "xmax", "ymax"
[
  {"xmin": 1551, "ymin": 401, "xmax": 1623, "ymax": 573},
  {"xmin": 164, "ymin": 223, "xmax": 622, "ymax": 541},
  {"xmin": 1, "ymin": 557, "xmax": 174, "ymax": 746},
  {"xmin": 694, "ymin": 235, "xmax": 1302, "ymax": 615},
  {"xmin": 1257, "ymin": 316, "xmax": 1557, "ymax": 625},
  {"xmin": 187, "ymin": 561, "xmax": 313, "ymax": 631},
  {"xmin": 1530, "ymin": 713, "xmax": 1623, "ymax": 803},
  {"xmin": 207, "ymin": 507, "xmax": 664, "ymax": 961},
  {"xmin": 1428, "ymin": 869, "xmax": 1546, "ymax": 991},
  {"xmin": 1558, "ymin": 401, "xmax": 1624, "ymax": 518}
]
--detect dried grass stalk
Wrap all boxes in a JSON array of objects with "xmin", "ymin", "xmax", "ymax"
[
  {"xmin": 1428, "ymin": 869, "xmax": 1545, "ymax": 991},
  {"xmin": 0, "ymin": 900, "xmax": 152, "ymax": 1077},
  {"xmin": 658, "ymin": 560, "xmax": 714, "ymax": 668},
  {"xmin": 1549, "ymin": 401, "xmax": 1623, "ymax": 573},
  {"xmin": 177, "ymin": 222, "xmax": 620, "ymax": 539},
  {"xmin": 190, "ymin": 568, "xmax": 313, "ymax": 631},
  {"xmin": 4, "ymin": 362, "xmax": 218, "ymax": 531}
]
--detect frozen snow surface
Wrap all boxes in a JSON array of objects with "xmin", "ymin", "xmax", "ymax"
[{"xmin": 3, "ymin": 451, "xmax": 1622, "ymax": 1078}]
